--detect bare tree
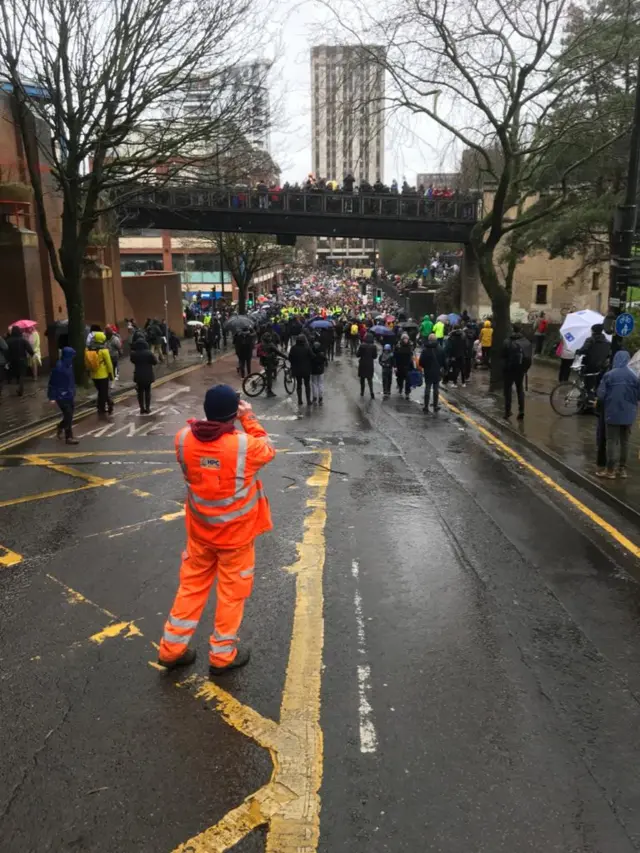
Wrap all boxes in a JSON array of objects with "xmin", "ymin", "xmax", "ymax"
[
  {"xmin": 216, "ymin": 233, "xmax": 290, "ymax": 313},
  {"xmin": 0, "ymin": 0, "xmax": 266, "ymax": 377},
  {"xmin": 323, "ymin": 0, "xmax": 635, "ymax": 383}
]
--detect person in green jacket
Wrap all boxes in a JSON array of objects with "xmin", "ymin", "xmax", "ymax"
[{"xmin": 420, "ymin": 314, "xmax": 433, "ymax": 339}]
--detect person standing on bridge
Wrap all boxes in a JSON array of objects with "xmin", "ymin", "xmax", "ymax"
[{"xmin": 158, "ymin": 386, "xmax": 276, "ymax": 676}]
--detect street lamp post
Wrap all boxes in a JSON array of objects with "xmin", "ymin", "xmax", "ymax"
[{"xmin": 609, "ymin": 55, "xmax": 640, "ymax": 330}]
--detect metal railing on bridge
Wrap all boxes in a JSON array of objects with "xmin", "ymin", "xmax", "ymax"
[{"xmin": 123, "ymin": 186, "xmax": 480, "ymax": 224}]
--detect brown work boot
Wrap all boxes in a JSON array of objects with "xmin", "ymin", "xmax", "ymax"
[
  {"xmin": 209, "ymin": 647, "xmax": 250, "ymax": 678},
  {"xmin": 158, "ymin": 647, "xmax": 197, "ymax": 671}
]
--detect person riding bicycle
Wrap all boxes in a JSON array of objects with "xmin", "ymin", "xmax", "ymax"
[
  {"xmin": 257, "ymin": 327, "xmax": 284, "ymax": 398},
  {"xmin": 576, "ymin": 324, "xmax": 610, "ymax": 403}
]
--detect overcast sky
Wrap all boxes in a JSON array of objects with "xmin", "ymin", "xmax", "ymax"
[{"xmin": 266, "ymin": 0, "xmax": 459, "ymax": 184}]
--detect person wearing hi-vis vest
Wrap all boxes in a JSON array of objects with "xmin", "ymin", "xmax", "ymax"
[{"xmin": 158, "ymin": 385, "xmax": 276, "ymax": 676}]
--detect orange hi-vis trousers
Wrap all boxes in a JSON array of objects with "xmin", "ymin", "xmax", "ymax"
[{"xmin": 158, "ymin": 538, "xmax": 255, "ymax": 667}]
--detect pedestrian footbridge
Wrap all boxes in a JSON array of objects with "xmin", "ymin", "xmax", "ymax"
[{"xmin": 119, "ymin": 186, "xmax": 480, "ymax": 244}]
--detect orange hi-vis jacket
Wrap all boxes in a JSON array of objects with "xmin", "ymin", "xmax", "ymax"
[{"xmin": 175, "ymin": 412, "xmax": 276, "ymax": 549}]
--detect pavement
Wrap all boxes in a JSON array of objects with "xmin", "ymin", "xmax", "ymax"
[
  {"xmin": 0, "ymin": 342, "xmax": 209, "ymax": 439},
  {"xmin": 2, "ymin": 347, "xmax": 640, "ymax": 852},
  {"xmin": 445, "ymin": 359, "xmax": 640, "ymax": 519}
]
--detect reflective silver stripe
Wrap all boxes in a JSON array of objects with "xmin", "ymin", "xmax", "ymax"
[
  {"xmin": 169, "ymin": 615, "xmax": 198, "ymax": 629},
  {"xmin": 163, "ymin": 629, "xmax": 191, "ymax": 644},
  {"xmin": 188, "ymin": 488, "xmax": 265, "ymax": 525},
  {"xmin": 210, "ymin": 642, "xmax": 235, "ymax": 654},
  {"xmin": 188, "ymin": 477, "xmax": 256, "ymax": 509},
  {"xmin": 239, "ymin": 567, "xmax": 254, "ymax": 578},
  {"xmin": 235, "ymin": 432, "xmax": 248, "ymax": 493},
  {"xmin": 176, "ymin": 427, "xmax": 190, "ymax": 479},
  {"xmin": 213, "ymin": 629, "xmax": 238, "ymax": 641}
]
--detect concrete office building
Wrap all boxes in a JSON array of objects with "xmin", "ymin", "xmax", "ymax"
[
  {"xmin": 163, "ymin": 61, "xmax": 271, "ymax": 153},
  {"xmin": 311, "ymin": 44, "xmax": 385, "ymax": 266},
  {"xmin": 311, "ymin": 44, "xmax": 385, "ymax": 184}
]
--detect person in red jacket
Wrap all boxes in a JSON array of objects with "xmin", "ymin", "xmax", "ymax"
[
  {"xmin": 534, "ymin": 312, "xmax": 548, "ymax": 355},
  {"xmin": 158, "ymin": 385, "xmax": 276, "ymax": 677}
]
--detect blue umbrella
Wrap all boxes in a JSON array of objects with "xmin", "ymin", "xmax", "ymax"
[
  {"xmin": 448, "ymin": 312, "xmax": 460, "ymax": 325},
  {"xmin": 309, "ymin": 319, "xmax": 334, "ymax": 329},
  {"xmin": 370, "ymin": 324, "xmax": 395, "ymax": 336}
]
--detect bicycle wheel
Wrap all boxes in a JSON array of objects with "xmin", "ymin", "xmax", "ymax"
[
  {"xmin": 243, "ymin": 372, "xmax": 266, "ymax": 397},
  {"xmin": 283, "ymin": 369, "xmax": 295, "ymax": 395},
  {"xmin": 550, "ymin": 381, "xmax": 582, "ymax": 416}
]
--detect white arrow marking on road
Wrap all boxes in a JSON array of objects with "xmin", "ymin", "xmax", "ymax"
[{"xmin": 157, "ymin": 386, "xmax": 190, "ymax": 402}]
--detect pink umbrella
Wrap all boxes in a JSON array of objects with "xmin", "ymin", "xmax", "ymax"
[{"xmin": 11, "ymin": 319, "xmax": 37, "ymax": 330}]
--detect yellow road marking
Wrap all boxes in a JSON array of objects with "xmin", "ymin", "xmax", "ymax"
[
  {"xmin": 162, "ymin": 509, "xmax": 186, "ymax": 522},
  {"xmin": 89, "ymin": 620, "xmax": 143, "ymax": 644},
  {"xmin": 0, "ymin": 546, "xmax": 23, "ymax": 567},
  {"xmin": 443, "ymin": 400, "xmax": 640, "ymax": 558},
  {"xmin": 1, "ymin": 450, "xmax": 176, "ymax": 459},
  {"xmin": 47, "ymin": 574, "xmax": 145, "ymax": 647},
  {"xmin": 172, "ymin": 450, "xmax": 331, "ymax": 853},
  {"xmin": 47, "ymin": 573, "xmax": 118, "ymax": 619},
  {"xmin": 25, "ymin": 453, "xmax": 110, "ymax": 485},
  {"xmin": 0, "ymin": 362, "xmax": 205, "ymax": 453},
  {"xmin": 0, "ymin": 467, "xmax": 173, "ymax": 509}
]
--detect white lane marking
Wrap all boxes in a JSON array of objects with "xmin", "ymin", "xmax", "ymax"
[
  {"xmin": 157, "ymin": 387, "xmax": 190, "ymax": 402},
  {"xmin": 257, "ymin": 415, "xmax": 298, "ymax": 421},
  {"xmin": 351, "ymin": 559, "xmax": 378, "ymax": 754}
]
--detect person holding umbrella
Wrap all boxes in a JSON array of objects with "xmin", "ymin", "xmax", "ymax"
[{"xmin": 6, "ymin": 325, "xmax": 34, "ymax": 396}]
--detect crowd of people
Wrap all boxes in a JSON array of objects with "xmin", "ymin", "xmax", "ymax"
[
  {"xmin": 230, "ymin": 292, "xmax": 536, "ymax": 420},
  {"xmin": 45, "ymin": 317, "xmax": 183, "ymax": 444},
  {"xmin": 0, "ymin": 323, "xmax": 42, "ymax": 396}
]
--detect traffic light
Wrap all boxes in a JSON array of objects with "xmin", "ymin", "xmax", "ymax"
[
  {"xmin": 375, "ymin": 289, "xmax": 382, "ymax": 302},
  {"xmin": 247, "ymin": 289, "xmax": 255, "ymax": 308}
]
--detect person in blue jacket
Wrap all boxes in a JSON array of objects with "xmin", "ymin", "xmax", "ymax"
[
  {"xmin": 48, "ymin": 346, "xmax": 79, "ymax": 444},
  {"xmin": 596, "ymin": 350, "xmax": 640, "ymax": 479}
]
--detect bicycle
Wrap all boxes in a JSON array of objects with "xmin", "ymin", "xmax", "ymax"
[
  {"xmin": 550, "ymin": 361, "xmax": 600, "ymax": 416},
  {"xmin": 243, "ymin": 356, "xmax": 295, "ymax": 397}
]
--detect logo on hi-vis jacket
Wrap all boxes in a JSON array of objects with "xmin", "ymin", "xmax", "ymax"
[{"xmin": 200, "ymin": 458, "xmax": 221, "ymax": 469}]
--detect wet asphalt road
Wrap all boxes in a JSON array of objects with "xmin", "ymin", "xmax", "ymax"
[{"xmin": 2, "ymin": 349, "xmax": 640, "ymax": 852}]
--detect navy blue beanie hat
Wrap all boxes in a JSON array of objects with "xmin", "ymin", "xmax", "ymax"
[{"xmin": 203, "ymin": 384, "xmax": 239, "ymax": 422}]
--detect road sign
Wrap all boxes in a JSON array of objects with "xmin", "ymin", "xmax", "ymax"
[{"xmin": 615, "ymin": 312, "xmax": 635, "ymax": 337}]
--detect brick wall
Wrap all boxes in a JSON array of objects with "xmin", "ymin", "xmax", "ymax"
[{"xmin": 121, "ymin": 273, "xmax": 183, "ymax": 333}]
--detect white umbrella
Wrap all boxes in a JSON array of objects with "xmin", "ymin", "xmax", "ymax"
[
  {"xmin": 559, "ymin": 310, "xmax": 607, "ymax": 351},
  {"xmin": 629, "ymin": 350, "xmax": 640, "ymax": 377},
  {"xmin": 186, "ymin": 320, "xmax": 204, "ymax": 327}
]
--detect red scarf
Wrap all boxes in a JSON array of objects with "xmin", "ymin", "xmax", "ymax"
[{"xmin": 189, "ymin": 419, "xmax": 235, "ymax": 442}]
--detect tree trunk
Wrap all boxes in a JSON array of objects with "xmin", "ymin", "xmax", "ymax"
[
  {"xmin": 65, "ymin": 279, "xmax": 87, "ymax": 385},
  {"xmin": 476, "ymin": 249, "xmax": 512, "ymax": 390},
  {"xmin": 237, "ymin": 282, "xmax": 247, "ymax": 314}
]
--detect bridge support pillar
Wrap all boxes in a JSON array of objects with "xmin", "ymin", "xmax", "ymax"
[
  {"xmin": 461, "ymin": 243, "xmax": 482, "ymax": 316},
  {"xmin": 161, "ymin": 230, "xmax": 173, "ymax": 271}
]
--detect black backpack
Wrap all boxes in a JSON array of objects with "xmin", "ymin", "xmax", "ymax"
[{"xmin": 507, "ymin": 336, "xmax": 532, "ymax": 370}]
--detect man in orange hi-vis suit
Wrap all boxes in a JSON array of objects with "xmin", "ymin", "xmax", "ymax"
[{"xmin": 158, "ymin": 384, "xmax": 276, "ymax": 676}]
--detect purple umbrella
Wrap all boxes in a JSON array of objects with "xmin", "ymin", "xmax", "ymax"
[
  {"xmin": 370, "ymin": 324, "xmax": 395, "ymax": 336},
  {"xmin": 309, "ymin": 319, "xmax": 334, "ymax": 329}
]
